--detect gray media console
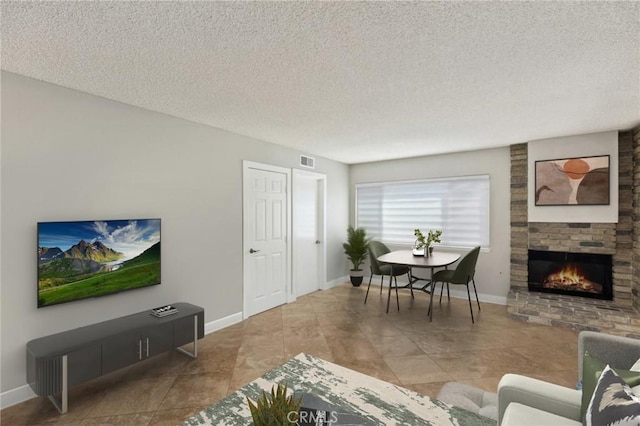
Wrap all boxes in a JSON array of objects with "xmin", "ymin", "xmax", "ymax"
[{"xmin": 26, "ymin": 302, "xmax": 204, "ymax": 414}]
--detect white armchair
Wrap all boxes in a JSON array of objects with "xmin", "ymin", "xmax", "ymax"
[{"xmin": 498, "ymin": 331, "xmax": 640, "ymax": 426}]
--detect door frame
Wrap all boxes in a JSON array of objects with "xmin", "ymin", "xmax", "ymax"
[
  {"xmin": 292, "ymin": 169, "xmax": 327, "ymax": 299},
  {"xmin": 242, "ymin": 161, "xmax": 292, "ymax": 319}
]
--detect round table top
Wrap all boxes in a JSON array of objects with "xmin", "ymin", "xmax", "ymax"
[{"xmin": 377, "ymin": 250, "xmax": 461, "ymax": 268}]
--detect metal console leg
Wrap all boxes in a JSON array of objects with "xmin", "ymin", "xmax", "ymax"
[
  {"xmin": 48, "ymin": 355, "xmax": 68, "ymax": 414},
  {"xmin": 176, "ymin": 315, "xmax": 198, "ymax": 358}
]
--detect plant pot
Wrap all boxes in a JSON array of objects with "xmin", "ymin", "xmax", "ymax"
[{"xmin": 349, "ymin": 270, "xmax": 364, "ymax": 286}]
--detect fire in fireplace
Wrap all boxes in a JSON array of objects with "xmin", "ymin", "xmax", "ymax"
[
  {"xmin": 528, "ymin": 250, "xmax": 613, "ymax": 300},
  {"xmin": 543, "ymin": 264, "xmax": 602, "ymax": 293}
]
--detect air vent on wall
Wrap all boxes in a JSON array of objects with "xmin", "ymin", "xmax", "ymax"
[{"xmin": 300, "ymin": 155, "xmax": 315, "ymax": 169}]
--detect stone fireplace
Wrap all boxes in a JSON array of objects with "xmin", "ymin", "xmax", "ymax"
[{"xmin": 508, "ymin": 129, "xmax": 640, "ymax": 338}]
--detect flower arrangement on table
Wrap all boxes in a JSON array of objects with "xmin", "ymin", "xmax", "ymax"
[{"xmin": 414, "ymin": 228, "xmax": 442, "ymax": 256}]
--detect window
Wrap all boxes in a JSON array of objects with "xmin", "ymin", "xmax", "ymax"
[{"xmin": 356, "ymin": 175, "xmax": 490, "ymax": 248}]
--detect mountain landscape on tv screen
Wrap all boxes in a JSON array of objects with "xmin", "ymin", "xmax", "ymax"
[
  {"xmin": 39, "ymin": 240, "xmax": 123, "ymax": 263},
  {"xmin": 37, "ymin": 219, "xmax": 161, "ymax": 307}
]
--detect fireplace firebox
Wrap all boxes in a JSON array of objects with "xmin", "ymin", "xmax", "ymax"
[{"xmin": 528, "ymin": 250, "xmax": 613, "ymax": 300}]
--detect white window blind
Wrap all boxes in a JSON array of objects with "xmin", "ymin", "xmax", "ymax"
[{"xmin": 356, "ymin": 175, "xmax": 490, "ymax": 248}]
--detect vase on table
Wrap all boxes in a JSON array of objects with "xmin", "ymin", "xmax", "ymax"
[{"xmin": 423, "ymin": 246, "xmax": 434, "ymax": 257}]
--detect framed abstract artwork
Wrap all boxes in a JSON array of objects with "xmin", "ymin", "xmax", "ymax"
[{"xmin": 534, "ymin": 155, "xmax": 610, "ymax": 206}]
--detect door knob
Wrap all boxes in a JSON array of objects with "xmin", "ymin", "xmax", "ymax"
[
  {"xmin": 315, "ymin": 240, "xmax": 321, "ymax": 244},
  {"xmin": 249, "ymin": 248, "xmax": 260, "ymax": 253}
]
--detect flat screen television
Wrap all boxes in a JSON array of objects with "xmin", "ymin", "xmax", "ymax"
[{"xmin": 37, "ymin": 219, "xmax": 161, "ymax": 308}]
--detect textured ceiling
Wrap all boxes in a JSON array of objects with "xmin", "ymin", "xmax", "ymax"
[{"xmin": 2, "ymin": 1, "xmax": 639, "ymax": 164}]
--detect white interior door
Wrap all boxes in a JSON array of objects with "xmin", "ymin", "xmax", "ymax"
[
  {"xmin": 293, "ymin": 170, "xmax": 326, "ymax": 297},
  {"xmin": 243, "ymin": 162, "xmax": 290, "ymax": 317}
]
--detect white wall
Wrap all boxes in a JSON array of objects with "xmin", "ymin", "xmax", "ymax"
[
  {"xmin": 527, "ymin": 131, "xmax": 619, "ymax": 223},
  {"xmin": 349, "ymin": 147, "xmax": 512, "ymax": 302},
  {"xmin": 0, "ymin": 72, "xmax": 349, "ymax": 395}
]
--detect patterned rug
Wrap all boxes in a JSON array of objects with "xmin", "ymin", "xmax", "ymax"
[{"xmin": 181, "ymin": 353, "xmax": 494, "ymax": 426}]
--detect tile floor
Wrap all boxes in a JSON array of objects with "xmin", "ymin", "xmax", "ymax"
[{"xmin": 1, "ymin": 283, "xmax": 579, "ymax": 425}]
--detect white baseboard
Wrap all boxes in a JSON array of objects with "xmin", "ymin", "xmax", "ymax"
[
  {"xmin": 324, "ymin": 275, "xmax": 349, "ymax": 289},
  {"xmin": 477, "ymin": 292, "xmax": 507, "ymax": 305},
  {"xmin": 0, "ymin": 384, "xmax": 36, "ymax": 410},
  {"xmin": 434, "ymin": 288, "xmax": 507, "ymax": 305},
  {"xmin": 204, "ymin": 311, "xmax": 243, "ymax": 335}
]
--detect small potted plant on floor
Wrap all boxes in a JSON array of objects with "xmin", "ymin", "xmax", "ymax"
[{"xmin": 343, "ymin": 226, "xmax": 369, "ymax": 286}]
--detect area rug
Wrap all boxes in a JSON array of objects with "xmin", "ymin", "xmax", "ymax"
[{"xmin": 181, "ymin": 353, "xmax": 494, "ymax": 425}]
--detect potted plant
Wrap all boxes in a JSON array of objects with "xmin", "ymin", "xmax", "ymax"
[
  {"xmin": 247, "ymin": 383, "xmax": 303, "ymax": 425},
  {"xmin": 414, "ymin": 228, "xmax": 442, "ymax": 257},
  {"xmin": 343, "ymin": 226, "xmax": 369, "ymax": 286}
]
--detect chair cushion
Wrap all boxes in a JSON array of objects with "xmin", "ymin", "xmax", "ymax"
[
  {"xmin": 378, "ymin": 264, "xmax": 410, "ymax": 276},
  {"xmin": 502, "ymin": 403, "xmax": 581, "ymax": 426}
]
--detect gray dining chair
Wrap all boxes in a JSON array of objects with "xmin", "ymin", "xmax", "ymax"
[
  {"xmin": 428, "ymin": 246, "xmax": 481, "ymax": 323},
  {"xmin": 364, "ymin": 241, "xmax": 412, "ymax": 305}
]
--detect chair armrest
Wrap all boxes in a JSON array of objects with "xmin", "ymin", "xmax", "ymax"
[
  {"xmin": 578, "ymin": 331, "xmax": 640, "ymax": 379},
  {"xmin": 497, "ymin": 374, "xmax": 581, "ymax": 425}
]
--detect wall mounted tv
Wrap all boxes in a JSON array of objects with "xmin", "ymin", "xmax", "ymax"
[{"xmin": 37, "ymin": 219, "xmax": 161, "ymax": 308}]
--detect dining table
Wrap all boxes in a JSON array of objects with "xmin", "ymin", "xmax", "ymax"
[{"xmin": 376, "ymin": 250, "xmax": 461, "ymax": 314}]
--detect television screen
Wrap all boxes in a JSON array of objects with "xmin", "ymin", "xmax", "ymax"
[{"xmin": 37, "ymin": 219, "xmax": 161, "ymax": 308}]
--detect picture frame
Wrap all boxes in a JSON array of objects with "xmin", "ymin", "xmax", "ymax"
[{"xmin": 534, "ymin": 155, "xmax": 610, "ymax": 206}]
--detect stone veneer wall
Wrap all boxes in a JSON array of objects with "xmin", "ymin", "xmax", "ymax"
[
  {"xmin": 634, "ymin": 126, "xmax": 640, "ymax": 312},
  {"xmin": 510, "ymin": 144, "xmax": 528, "ymax": 290},
  {"xmin": 508, "ymin": 130, "xmax": 640, "ymax": 338}
]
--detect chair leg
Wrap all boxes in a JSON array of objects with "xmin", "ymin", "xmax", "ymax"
[
  {"xmin": 466, "ymin": 283, "xmax": 475, "ymax": 324},
  {"xmin": 472, "ymin": 278, "xmax": 481, "ymax": 310},
  {"xmin": 446, "ymin": 283, "xmax": 450, "ymax": 301},
  {"xmin": 428, "ymin": 280, "xmax": 435, "ymax": 322},
  {"xmin": 428, "ymin": 281, "xmax": 435, "ymax": 315},
  {"xmin": 380, "ymin": 275, "xmax": 384, "ymax": 294},
  {"xmin": 394, "ymin": 276, "xmax": 400, "ymax": 311},
  {"xmin": 364, "ymin": 272, "xmax": 373, "ymax": 304},
  {"xmin": 439, "ymin": 281, "xmax": 444, "ymax": 304},
  {"xmin": 386, "ymin": 274, "xmax": 393, "ymax": 314},
  {"xmin": 409, "ymin": 273, "xmax": 415, "ymax": 299}
]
